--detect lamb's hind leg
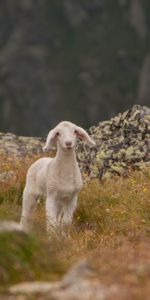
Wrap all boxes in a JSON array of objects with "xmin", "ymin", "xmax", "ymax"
[{"xmin": 20, "ymin": 187, "xmax": 39, "ymax": 233}]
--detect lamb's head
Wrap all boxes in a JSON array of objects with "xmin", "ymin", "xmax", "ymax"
[{"xmin": 43, "ymin": 121, "xmax": 96, "ymax": 152}]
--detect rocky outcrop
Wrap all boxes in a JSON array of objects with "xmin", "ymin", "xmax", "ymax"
[
  {"xmin": 77, "ymin": 105, "xmax": 150, "ymax": 179},
  {"xmin": 0, "ymin": 132, "xmax": 45, "ymax": 182},
  {"xmin": 0, "ymin": 132, "xmax": 44, "ymax": 157},
  {"xmin": 0, "ymin": 105, "xmax": 150, "ymax": 181}
]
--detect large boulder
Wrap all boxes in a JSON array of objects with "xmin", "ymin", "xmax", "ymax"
[{"xmin": 77, "ymin": 105, "xmax": 150, "ymax": 179}]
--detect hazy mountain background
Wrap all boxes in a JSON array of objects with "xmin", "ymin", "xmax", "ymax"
[{"xmin": 0, "ymin": 0, "xmax": 150, "ymax": 136}]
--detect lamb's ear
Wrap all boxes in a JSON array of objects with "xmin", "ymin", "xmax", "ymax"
[
  {"xmin": 43, "ymin": 127, "xmax": 58, "ymax": 152},
  {"xmin": 75, "ymin": 126, "xmax": 96, "ymax": 147}
]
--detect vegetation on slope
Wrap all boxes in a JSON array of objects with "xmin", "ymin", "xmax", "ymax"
[{"xmin": 0, "ymin": 154, "xmax": 150, "ymax": 299}]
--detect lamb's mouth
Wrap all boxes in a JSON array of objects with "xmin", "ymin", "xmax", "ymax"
[{"xmin": 66, "ymin": 146, "xmax": 73, "ymax": 150}]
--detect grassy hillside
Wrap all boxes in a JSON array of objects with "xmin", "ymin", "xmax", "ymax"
[{"xmin": 0, "ymin": 154, "xmax": 150, "ymax": 298}]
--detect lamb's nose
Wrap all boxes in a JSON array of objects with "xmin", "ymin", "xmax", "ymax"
[{"xmin": 65, "ymin": 141, "xmax": 72, "ymax": 147}]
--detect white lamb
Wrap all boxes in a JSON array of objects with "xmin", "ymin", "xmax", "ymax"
[{"xmin": 20, "ymin": 121, "xmax": 95, "ymax": 236}]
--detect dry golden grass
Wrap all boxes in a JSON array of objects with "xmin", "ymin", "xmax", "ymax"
[{"xmin": 0, "ymin": 154, "xmax": 150, "ymax": 298}]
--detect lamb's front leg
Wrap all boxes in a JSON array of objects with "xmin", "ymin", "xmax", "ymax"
[
  {"xmin": 46, "ymin": 193, "xmax": 60, "ymax": 238},
  {"xmin": 61, "ymin": 196, "xmax": 77, "ymax": 237},
  {"xmin": 62, "ymin": 196, "xmax": 77, "ymax": 225}
]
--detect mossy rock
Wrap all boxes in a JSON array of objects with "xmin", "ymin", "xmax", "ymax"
[{"xmin": 77, "ymin": 105, "xmax": 150, "ymax": 180}]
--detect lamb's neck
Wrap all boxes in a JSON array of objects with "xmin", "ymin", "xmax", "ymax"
[{"xmin": 55, "ymin": 147, "xmax": 77, "ymax": 174}]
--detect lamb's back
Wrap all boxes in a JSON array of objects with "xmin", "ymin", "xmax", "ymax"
[{"xmin": 28, "ymin": 157, "xmax": 53, "ymax": 174}]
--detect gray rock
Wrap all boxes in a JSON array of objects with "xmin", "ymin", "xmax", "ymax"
[
  {"xmin": 10, "ymin": 259, "xmax": 124, "ymax": 299},
  {"xmin": 76, "ymin": 105, "xmax": 150, "ymax": 180},
  {"xmin": 10, "ymin": 281, "xmax": 58, "ymax": 295},
  {"xmin": 60, "ymin": 259, "xmax": 94, "ymax": 288},
  {"xmin": 0, "ymin": 221, "xmax": 23, "ymax": 232},
  {"xmin": 0, "ymin": 133, "xmax": 45, "ymax": 157}
]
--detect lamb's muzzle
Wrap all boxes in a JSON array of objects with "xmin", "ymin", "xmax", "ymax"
[{"xmin": 20, "ymin": 121, "xmax": 96, "ymax": 237}]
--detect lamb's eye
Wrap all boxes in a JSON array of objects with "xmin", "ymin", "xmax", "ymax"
[
  {"xmin": 74, "ymin": 130, "xmax": 78, "ymax": 134},
  {"xmin": 56, "ymin": 132, "xmax": 60, "ymax": 136}
]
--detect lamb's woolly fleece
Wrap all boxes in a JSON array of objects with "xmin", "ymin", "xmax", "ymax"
[{"xmin": 20, "ymin": 121, "xmax": 96, "ymax": 236}]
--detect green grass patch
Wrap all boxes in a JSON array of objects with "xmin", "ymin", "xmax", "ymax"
[{"xmin": 0, "ymin": 230, "xmax": 67, "ymax": 288}]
